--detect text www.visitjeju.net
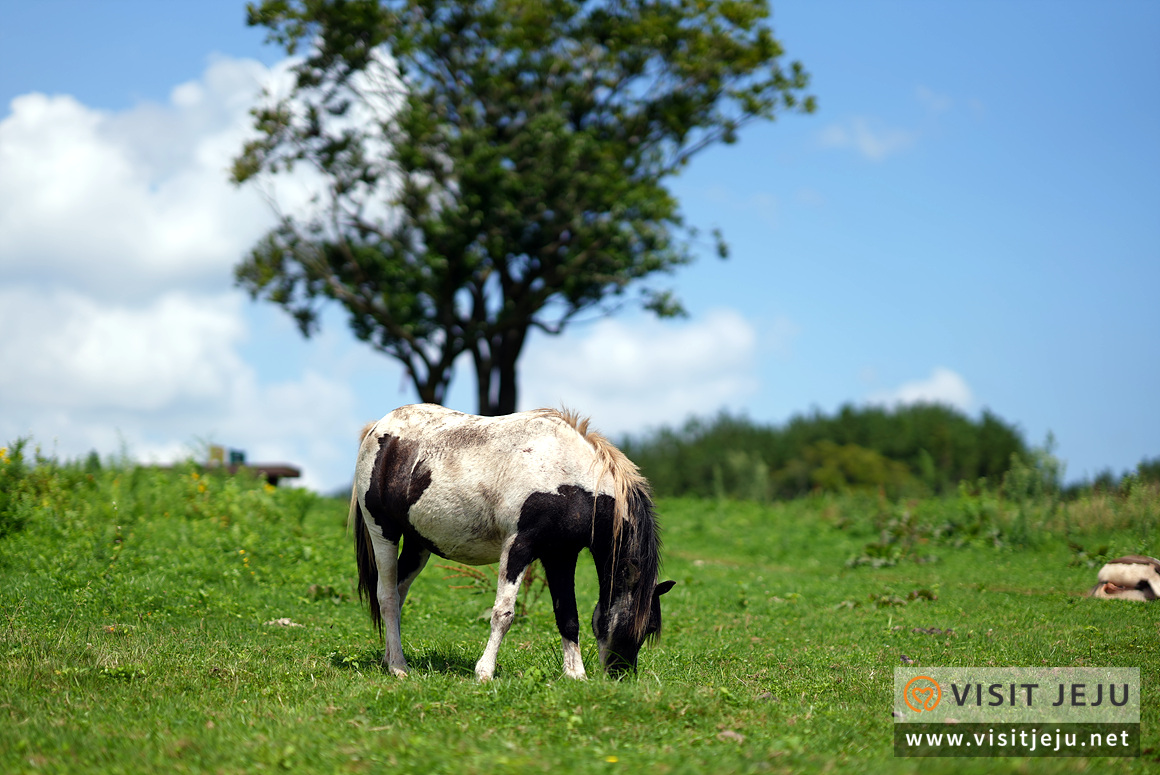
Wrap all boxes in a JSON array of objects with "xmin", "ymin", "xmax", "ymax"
[
  {"xmin": 894, "ymin": 668, "xmax": 1141, "ymax": 757},
  {"xmin": 896, "ymin": 724, "xmax": 1139, "ymax": 757}
]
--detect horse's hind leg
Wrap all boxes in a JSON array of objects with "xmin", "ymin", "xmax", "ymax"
[
  {"xmin": 369, "ymin": 535, "xmax": 408, "ymax": 677},
  {"xmin": 475, "ymin": 534, "xmax": 532, "ymax": 682},
  {"xmin": 542, "ymin": 550, "xmax": 586, "ymax": 679},
  {"xmin": 396, "ymin": 541, "xmax": 430, "ymax": 608}
]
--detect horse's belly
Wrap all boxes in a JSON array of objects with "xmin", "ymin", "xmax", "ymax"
[
  {"xmin": 407, "ymin": 492, "xmax": 515, "ymax": 566},
  {"xmin": 428, "ymin": 537, "xmax": 504, "ymax": 566}
]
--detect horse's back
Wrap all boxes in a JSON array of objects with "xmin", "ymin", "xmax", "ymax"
[{"xmin": 356, "ymin": 404, "xmax": 604, "ymax": 564}]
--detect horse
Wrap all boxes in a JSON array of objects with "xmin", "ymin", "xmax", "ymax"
[
  {"xmin": 347, "ymin": 403, "xmax": 675, "ymax": 681},
  {"xmin": 1088, "ymin": 555, "xmax": 1160, "ymax": 601}
]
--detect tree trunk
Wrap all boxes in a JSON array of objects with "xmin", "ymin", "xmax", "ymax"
[
  {"xmin": 471, "ymin": 343, "xmax": 493, "ymax": 415},
  {"xmin": 473, "ymin": 327, "xmax": 527, "ymax": 416},
  {"xmin": 414, "ymin": 380, "xmax": 443, "ymax": 405},
  {"xmin": 495, "ymin": 326, "xmax": 524, "ymax": 415},
  {"xmin": 404, "ymin": 354, "xmax": 449, "ymax": 407}
]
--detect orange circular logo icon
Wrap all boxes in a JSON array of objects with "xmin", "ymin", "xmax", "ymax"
[{"xmin": 903, "ymin": 676, "xmax": 941, "ymax": 713}]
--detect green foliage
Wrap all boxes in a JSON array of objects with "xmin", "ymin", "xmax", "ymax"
[
  {"xmin": 1067, "ymin": 455, "xmax": 1160, "ymax": 498},
  {"xmin": 622, "ymin": 403, "xmax": 1028, "ymax": 500},
  {"xmin": 840, "ymin": 468, "xmax": 1160, "ymax": 570},
  {"xmin": 1138, "ymin": 456, "xmax": 1160, "ymax": 484},
  {"xmin": 234, "ymin": 0, "xmax": 815, "ymax": 414},
  {"xmin": 1000, "ymin": 434, "xmax": 1065, "ymax": 547},
  {"xmin": 775, "ymin": 440, "xmax": 916, "ymax": 498},
  {"xmin": 0, "ymin": 449, "xmax": 1157, "ymax": 773},
  {"xmin": 1002, "ymin": 433, "xmax": 1064, "ymax": 501},
  {"xmin": 0, "ymin": 439, "xmax": 31, "ymax": 538},
  {"xmin": 0, "ymin": 440, "xmax": 114, "ymax": 540}
]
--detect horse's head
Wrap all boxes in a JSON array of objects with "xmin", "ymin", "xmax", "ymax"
[{"xmin": 592, "ymin": 578, "xmax": 676, "ymax": 676}]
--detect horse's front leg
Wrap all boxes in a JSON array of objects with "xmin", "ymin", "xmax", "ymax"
[
  {"xmin": 542, "ymin": 550, "xmax": 586, "ymax": 680},
  {"xmin": 369, "ymin": 537, "xmax": 408, "ymax": 677},
  {"xmin": 475, "ymin": 535, "xmax": 532, "ymax": 682}
]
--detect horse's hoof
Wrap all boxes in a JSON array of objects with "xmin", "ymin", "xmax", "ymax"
[
  {"xmin": 388, "ymin": 665, "xmax": 409, "ymax": 678},
  {"xmin": 475, "ymin": 671, "xmax": 494, "ymax": 682}
]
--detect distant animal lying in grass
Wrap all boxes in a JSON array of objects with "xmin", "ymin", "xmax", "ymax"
[
  {"xmin": 1088, "ymin": 555, "xmax": 1160, "ymax": 601},
  {"xmin": 348, "ymin": 404, "xmax": 674, "ymax": 681}
]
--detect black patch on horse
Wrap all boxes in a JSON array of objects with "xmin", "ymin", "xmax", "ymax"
[
  {"xmin": 1136, "ymin": 580, "xmax": 1159, "ymax": 600},
  {"xmin": 512, "ymin": 485, "xmax": 615, "ymax": 648},
  {"xmin": 364, "ymin": 433, "xmax": 432, "ymax": 543},
  {"xmin": 515, "ymin": 485, "xmax": 613, "ymax": 560},
  {"xmin": 356, "ymin": 433, "xmax": 441, "ymax": 634}
]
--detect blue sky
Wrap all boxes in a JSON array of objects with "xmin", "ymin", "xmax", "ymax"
[{"xmin": 1, "ymin": 1, "xmax": 1157, "ymax": 491}]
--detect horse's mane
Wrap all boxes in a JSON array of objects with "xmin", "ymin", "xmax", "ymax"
[
  {"xmin": 541, "ymin": 408, "xmax": 648, "ymax": 527},
  {"xmin": 536, "ymin": 408, "xmax": 661, "ymax": 642}
]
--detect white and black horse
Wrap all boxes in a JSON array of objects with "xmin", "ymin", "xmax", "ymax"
[
  {"xmin": 348, "ymin": 404, "xmax": 674, "ymax": 680},
  {"xmin": 1088, "ymin": 555, "xmax": 1160, "ymax": 601}
]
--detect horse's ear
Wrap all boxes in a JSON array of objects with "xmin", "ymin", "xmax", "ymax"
[{"xmin": 654, "ymin": 580, "xmax": 676, "ymax": 597}]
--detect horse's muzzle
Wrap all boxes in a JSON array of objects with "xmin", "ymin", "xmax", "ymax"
[{"xmin": 602, "ymin": 649, "xmax": 638, "ymax": 678}]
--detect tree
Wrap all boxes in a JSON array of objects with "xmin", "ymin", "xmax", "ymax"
[{"xmin": 233, "ymin": 0, "xmax": 815, "ymax": 415}]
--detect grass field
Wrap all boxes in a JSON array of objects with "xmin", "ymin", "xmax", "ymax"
[{"xmin": 1, "ymin": 455, "xmax": 1157, "ymax": 773}]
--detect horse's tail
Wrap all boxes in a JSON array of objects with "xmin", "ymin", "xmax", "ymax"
[
  {"xmin": 352, "ymin": 483, "xmax": 384, "ymax": 636},
  {"xmin": 352, "ymin": 422, "xmax": 383, "ymax": 635}
]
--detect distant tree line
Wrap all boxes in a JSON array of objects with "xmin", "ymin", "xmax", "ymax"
[
  {"xmin": 619, "ymin": 404, "xmax": 1030, "ymax": 501},
  {"xmin": 1069, "ymin": 456, "xmax": 1160, "ymax": 498}
]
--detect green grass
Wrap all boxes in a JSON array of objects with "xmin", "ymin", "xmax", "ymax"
[{"xmin": 0, "ymin": 457, "xmax": 1157, "ymax": 773}]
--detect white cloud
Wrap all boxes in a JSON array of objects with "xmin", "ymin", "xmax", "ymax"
[
  {"xmin": 867, "ymin": 367, "xmax": 975, "ymax": 412},
  {"xmin": 0, "ymin": 286, "xmax": 246, "ymax": 411},
  {"xmin": 0, "ymin": 283, "xmax": 362, "ymax": 490},
  {"xmin": 213, "ymin": 369, "xmax": 360, "ymax": 492},
  {"xmin": 1, "ymin": 365, "xmax": 360, "ymax": 493},
  {"xmin": 0, "ymin": 55, "xmax": 367, "ymax": 491},
  {"xmin": 0, "ymin": 57, "xmax": 297, "ymax": 301},
  {"xmin": 519, "ymin": 308, "xmax": 759, "ymax": 434},
  {"xmin": 819, "ymin": 116, "xmax": 918, "ymax": 162}
]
